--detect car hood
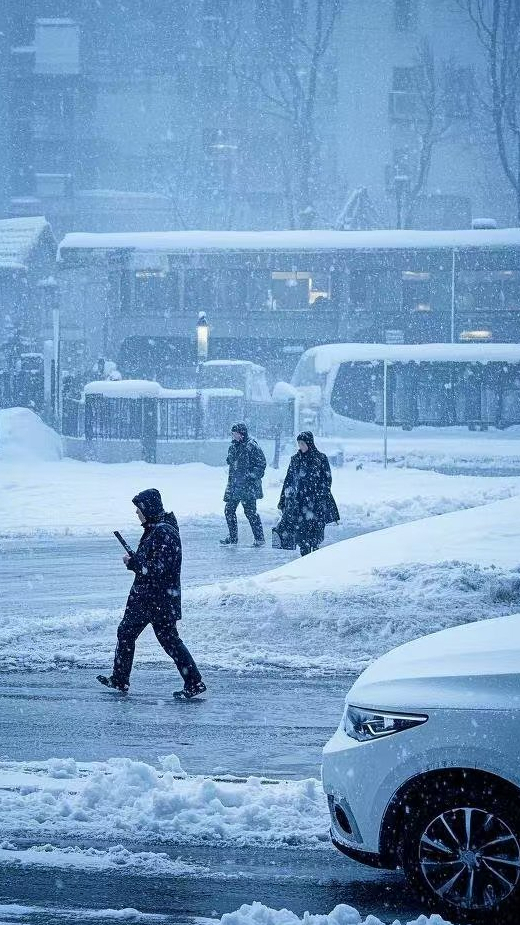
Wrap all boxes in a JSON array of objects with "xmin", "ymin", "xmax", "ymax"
[{"xmin": 348, "ymin": 613, "xmax": 520, "ymax": 711}]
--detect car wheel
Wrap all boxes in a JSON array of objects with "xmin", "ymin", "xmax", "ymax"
[{"xmin": 402, "ymin": 780, "xmax": 520, "ymax": 924}]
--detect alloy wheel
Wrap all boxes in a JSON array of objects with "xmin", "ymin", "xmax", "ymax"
[{"xmin": 418, "ymin": 805, "xmax": 520, "ymax": 911}]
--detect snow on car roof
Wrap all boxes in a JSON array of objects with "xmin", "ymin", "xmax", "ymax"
[
  {"xmin": 299, "ymin": 342, "xmax": 520, "ymax": 375},
  {"xmin": 59, "ymin": 227, "xmax": 520, "ymax": 255}
]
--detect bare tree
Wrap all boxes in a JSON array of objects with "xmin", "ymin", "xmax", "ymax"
[
  {"xmin": 399, "ymin": 39, "xmax": 454, "ymax": 228},
  {"xmin": 233, "ymin": 0, "xmax": 340, "ymax": 228},
  {"xmin": 460, "ymin": 0, "xmax": 520, "ymax": 222},
  {"xmin": 335, "ymin": 186, "xmax": 383, "ymax": 230}
]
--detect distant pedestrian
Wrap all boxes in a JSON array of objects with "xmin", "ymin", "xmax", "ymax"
[
  {"xmin": 278, "ymin": 431, "xmax": 339, "ymax": 556},
  {"xmin": 97, "ymin": 488, "xmax": 206, "ymax": 699},
  {"xmin": 221, "ymin": 422, "xmax": 266, "ymax": 547}
]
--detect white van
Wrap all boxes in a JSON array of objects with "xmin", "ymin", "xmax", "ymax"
[{"xmin": 322, "ymin": 613, "xmax": 520, "ymax": 924}]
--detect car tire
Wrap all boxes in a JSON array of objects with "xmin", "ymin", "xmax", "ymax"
[{"xmin": 402, "ymin": 778, "xmax": 520, "ymax": 924}]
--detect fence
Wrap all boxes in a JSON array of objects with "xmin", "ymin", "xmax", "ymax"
[{"xmin": 62, "ymin": 392, "xmax": 296, "ymax": 462}]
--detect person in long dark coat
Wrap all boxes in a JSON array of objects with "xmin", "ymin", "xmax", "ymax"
[
  {"xmin": 278, "ymin": 431, "xmax": 340, "ymax": 556},
  {"xmin": 97, "ymin": 488, "xmax": 206, "ymax": 699},
  {"xmin": 221, "ymin": 422, "xmax": 266, "ymax": 547}
]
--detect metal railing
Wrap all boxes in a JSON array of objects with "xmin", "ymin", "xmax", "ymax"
[{"xmin": 67, "ymin": 394, "xmax": 296, "ymax": 460}]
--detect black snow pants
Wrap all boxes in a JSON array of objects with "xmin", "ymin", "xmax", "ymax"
[
  {"xmin": 112, "ymin": 596, "xmax": 202, "ymax": 689},
  {"xmin": 224, "ymin": 498, "xmax": 264, "ymax": 543}
]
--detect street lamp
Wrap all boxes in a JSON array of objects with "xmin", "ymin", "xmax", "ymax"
[
  {"xmin": 196, "ymin": 311, "xmax": 209, "ymax": 365},
  {"xmin": 195, "ymin": 311, "xmax": 209, "ymax": 438},
  {"xmin": 394, "ymin": 174, "xmax": 409, "ymax": 230}
]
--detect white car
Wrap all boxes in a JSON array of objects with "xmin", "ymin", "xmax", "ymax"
[{"xmin": 322, "ymin": 613, "xmax": 520, "ymax": 924}]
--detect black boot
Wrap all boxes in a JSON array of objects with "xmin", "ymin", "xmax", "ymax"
[
  {"xmin": 97, "ymin": 674, "xmax": 129, "ymax": 693},
  {"xmin": 173, "ymin": 680, "xmax": 207, "ymax": 700},
  {"xmin": 220, "ymin": 537, "xmax": 237, "ymax": 546}
]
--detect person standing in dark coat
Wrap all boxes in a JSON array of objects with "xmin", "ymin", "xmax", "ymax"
[
  {"xmin": 278, "ymin": 431, "xmax": 340, "ymax": 556},
  {"xmin": 221, "ymin": 422, "xmax": 266, "ymax": 547},
  {"xmin": 97, "ymin": 488, "xmax": 206, "ymax": 699}
]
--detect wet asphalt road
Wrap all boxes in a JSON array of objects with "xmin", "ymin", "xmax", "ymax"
[{"xmin": 0, "ymin": 526, "xmax": 425, "ymax": 924}]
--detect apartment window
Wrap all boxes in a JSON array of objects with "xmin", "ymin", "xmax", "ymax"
[
  {"xmin": 33, "ymin": 89, "xmax": 72, "ymax": 140},
  {"xmin": 36, "ymin": 173, "xmax": 71, "ymax": 197},
  {"xmin": 393, "ymin": 67, "xmax": 416, "ymax": 92},
  {"xmin": 443, "ymin": 66, "xmax": 474, "ymax": 119},
  {"xmin": 35, "ymin": 19, "xmax": 80, "ymax": 75},
  {"xmin": 389, "ymin": 67, "xmax": 417, "ymax": 121},
  {"xmin": 394, "ymin": 0, "xmax": 418, "ymax": 32}
]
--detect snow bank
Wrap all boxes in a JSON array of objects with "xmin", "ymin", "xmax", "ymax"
[
  {"xmin": 0, "ymin": 457, "xmax": 517, "ymax": 537},
  {"xmin": 0, "ymin": 408, "xmax": 62, "ymax": 462},
  {"xmin": 0, "ymin": 756, "xmax": 327, "ymax": 847},
  {"xmin": 0, "ymin": 841, "xmax": 206, "ymax": 877},
  {"xmin": 220, "ymin": 903, "xmax": 452, "ymax": 925}
]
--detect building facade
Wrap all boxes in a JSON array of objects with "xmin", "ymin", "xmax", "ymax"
[
  {"xmin": 0, "ymin": 1, "xmax": 513, "ymax": 237},
  {"xmin": 58, "ymin": 229, "xmax": 520, "ymax": 386},
  {"xmin": 337, "ymin": 0, "xmax": 513, "ymax": 229}
]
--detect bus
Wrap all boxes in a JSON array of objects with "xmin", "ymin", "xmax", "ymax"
[{"xmin": 288, "ymin": 342, "xmax": 520, "ymax": 433}]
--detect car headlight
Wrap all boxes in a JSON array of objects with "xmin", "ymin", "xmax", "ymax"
[{"xmin": 344, "ymin": 704, "xmax": 428, "ymax": 741}]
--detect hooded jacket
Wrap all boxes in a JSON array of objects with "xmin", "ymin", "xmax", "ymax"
[
  {"xmin": 279, "ymin": 434, "xmax": 340, "ymax": 527},
  {"xmin": 127, "ymin": 488, "xmax": 182, "ymax": 618},
  {"xmin": 224, "ymin": 424, "xmax": 266, "ymax": 502}
]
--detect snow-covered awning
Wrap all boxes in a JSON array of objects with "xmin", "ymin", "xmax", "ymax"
[
  {"xmin": 59, "ymin": 227, "xmax": 520, "ymax": 257},
  {"xmin": 0, "ymin": 216, "xmax": 54, "ymax": 270},
  {"xmin": 301, "ymin": 342, "xmax": 520, "ymax": 375}
]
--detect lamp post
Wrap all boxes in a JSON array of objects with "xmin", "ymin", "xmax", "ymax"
[
  {"xmin": 52, "ymin": 307, "xmax": 61, "ymax": 428},
  {"xmin": 394, "ymin": 174, "xmax": 409, "ymax": 230},
  {"xmin": 196, "ymin": 311, "xmax": 209, "ymax": 367},
  {"xmin": 195, "ymin": 312, "xmax": 209, "ymax": 439}
]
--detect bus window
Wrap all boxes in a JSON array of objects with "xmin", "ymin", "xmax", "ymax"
[{"xmin": 330, "ymin": 362, "xmax": 381, "ymax": 422}]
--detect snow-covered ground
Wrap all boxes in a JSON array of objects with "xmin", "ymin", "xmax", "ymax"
[
  {"xmin": 1, "ymin": 455, "xmax": 519, "ymax": 538},
  {"xmin": 322, "ymin": 427, "xmax": 520, "ymax": 471},
  {"xmin": 2, "ymin": 406, "xmax": 520, "ymax": 537},
  {"xmin": 3, "ymin": 493, "xmax": 520, "ymax": 673}
]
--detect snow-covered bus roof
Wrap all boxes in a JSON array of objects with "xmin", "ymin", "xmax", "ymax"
[
  {"xmin": 298, "ymin": 343, "xmax": 520, "ymax": 376},
  {"xmin": 59, "ymin": 227, "xmax": 520, "ymax": 256}
]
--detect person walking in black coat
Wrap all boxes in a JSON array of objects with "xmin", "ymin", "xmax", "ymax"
[
  {"xmin": 278, "ymin": 431, "xmax": 339, "ymax": 556},
  {"xmin": 97, "ymin": 488, "xmax": 206, "ymax": 699},
  {"xmin": 221, "ymin": 422, "xmax": 266, "ymax": 547}
]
